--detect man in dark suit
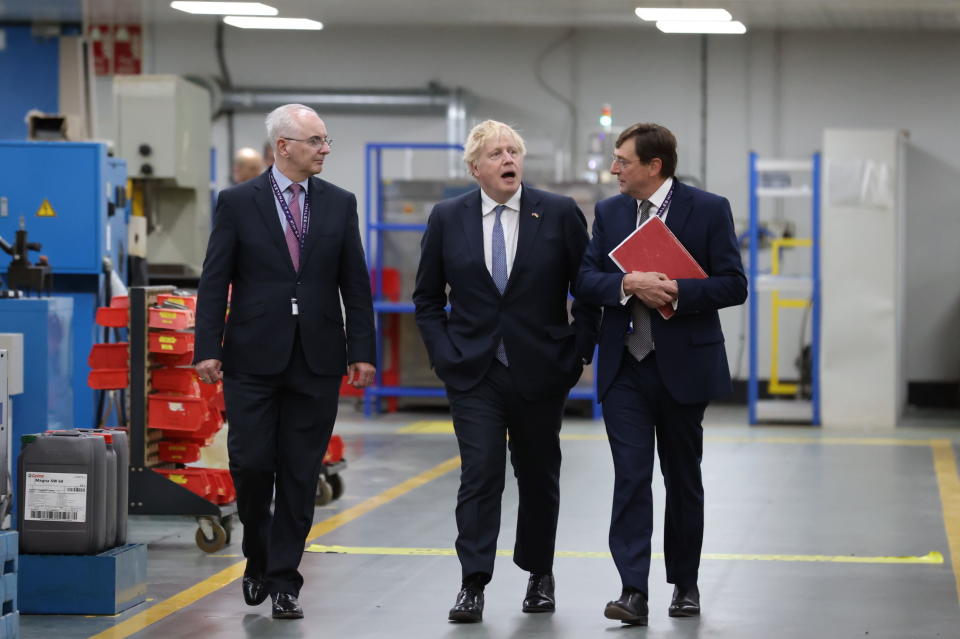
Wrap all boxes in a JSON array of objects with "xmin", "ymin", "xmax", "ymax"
[
  {"xmin": 194, "ymin": 104, "xmax": 375, "ymax": 620},
  {"xmin": 413, "ymin": 120, "xmax": 600, "ymax": 623},
  {"xmin": 577, "ymin": 123, "xmax": 747, "ymax": 625}
]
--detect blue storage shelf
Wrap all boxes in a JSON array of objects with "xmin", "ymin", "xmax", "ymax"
[{"xmin": 362, "ymin": 142, "xmax": 601, "ymax": 419}]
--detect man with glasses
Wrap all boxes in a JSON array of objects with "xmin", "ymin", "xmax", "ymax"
[
  {"xmin": 195, "ymin": 103, "xmax": 375, "ymax": 620},
  {"xmin": 413, "ymin": 120, "xmax": 600, "ymax": 623},
  {"xmin": 576, "ymin": 123, "xmax": 746, "ymax": 625}
]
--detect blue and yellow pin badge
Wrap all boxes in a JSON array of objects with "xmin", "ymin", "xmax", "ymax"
[{"xmin": 532, "ymin": 212, "xmax": 540, "ymax": 218}]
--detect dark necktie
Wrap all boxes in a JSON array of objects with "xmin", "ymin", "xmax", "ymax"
[
  {"xmin": 626, "ymin": 200, "xmax": 654, "ymax": 361},
  {"xmin": 492, "ymin": 204, "xmax": 508, "ymax": 365}
]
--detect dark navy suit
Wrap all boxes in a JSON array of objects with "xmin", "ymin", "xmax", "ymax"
[
  {"xmin": 414, "ymin": 184, "xmax": 600, "ymax": 580},
  {"xmin": 576, "ymin": 180, "xmax": 746, "ymax": 594},
  {"xmin": 195, "ymin": 169, "xmax": 374, "ymax": 596}
]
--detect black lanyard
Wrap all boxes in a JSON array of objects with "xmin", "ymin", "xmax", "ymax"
[{"xmin": 268, "ymin": 171, "xmax": 311, "ymax": 250}]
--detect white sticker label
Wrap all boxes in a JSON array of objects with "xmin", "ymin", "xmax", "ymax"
[{"xmin": 24, "ymin": 471, "xmax": 87, "ymax": 522}]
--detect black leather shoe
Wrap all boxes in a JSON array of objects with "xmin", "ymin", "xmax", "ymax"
[
  {"xmin": 522, "ymin": 573, "xmax": 555, "ymax": 612},
  {"xmin": 242, "ymin": 576, "xmax": 268, "ymax": 606},
  {"xmin": 448, "ymin": 584, "xmax": 484, "ymax": 623},
  {"xmin": 604, "ymin": 587, "xmax": 648, "ymax": 626},
  {"xmin": 271, "ymin": 593, "xmax": 304, "ymax": 619},
  {"xmin": 669, "ymin": 584, "xmax": 700, "ymax": 617}
]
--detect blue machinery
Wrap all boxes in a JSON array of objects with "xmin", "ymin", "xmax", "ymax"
[
  {"xmin": 362, "ymin": 142, "xmax": 601, "ymax": 417},
  {"xmin": 0, "ymin": 142, "xmax": 130, "ymax": 431},
  {"xmin": 747, "ymin": 152, "xmax": 821, "ymax": 425}
]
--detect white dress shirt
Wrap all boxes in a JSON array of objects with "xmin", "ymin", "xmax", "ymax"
[
  {"xmin": 271, "ymin": 164, "xmax": 309, "ymax": 233},
  {"xmin": 480, "ymin": 186, "xmax": 522, "ymax": 278},
  {"xmin": 620, "ymin": 177, "xmax": 678, "ymax": 306}
]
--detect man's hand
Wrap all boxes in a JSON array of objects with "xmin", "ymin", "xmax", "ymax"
[
  {"xmin": 623, "ymin": 271, "xmax": 678, "ymax": 309},
  {"xmin": 195, "ymin": 358, "xmax": 223, "ymax": 384},
  {"xmin": 347, "ymin": 362, "xmax": 376, "ymax": 388}
]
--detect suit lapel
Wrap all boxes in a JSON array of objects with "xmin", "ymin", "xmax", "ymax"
[
  {"xmin": 504, "ymin": 185, "xmax": 542, "ymax": 295},
  {"xmin": 664, "ymin": 180, "xmax": 694, "ymax": 238},
  {"xmin": 298, "ymin": 176, "xmax": 326, "ymax": 271},
  {"xmin": 459, "ymin": 192, "xmax": 499, "ymax": 293},
  {"xmin": 252, "ymin": 173, "xmax": 296, "ymax": 273}
]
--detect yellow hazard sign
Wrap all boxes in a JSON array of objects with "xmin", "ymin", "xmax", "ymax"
[{"xmin": 35, "ymin": 199, "xmax": 56, "ymax": 217}]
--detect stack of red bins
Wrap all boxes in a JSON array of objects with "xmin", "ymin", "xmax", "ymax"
[
  {"xmin": 87, "ymin": 296, "xmax": 130, "ymax": 390},
  {"xmin": 146, "ymin": 294, "xmax": 234, "ymax": 505}
]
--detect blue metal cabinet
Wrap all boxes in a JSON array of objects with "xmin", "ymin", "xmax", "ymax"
[{"xmin": 0, "ymin": 142, "xmax": 129, "ymax": 428}]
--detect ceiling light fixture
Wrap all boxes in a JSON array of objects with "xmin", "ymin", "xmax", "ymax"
[
  {"xmin": 635, "ymin": 8, "xmax": 732, "ymax": 22},
  {"xmin": 171, "ymin": 2, "xmax": 277, "ymax": 16},
  {"xmin": 223, "ymin": 16, "xmax": 324, "ymax": 30},
  {"xmin": 656, "ymin": 20, "xmax": 747, "ymax": 34}
]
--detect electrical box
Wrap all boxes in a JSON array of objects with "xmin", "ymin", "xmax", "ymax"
[{"xmin": 113, "ymin": 75, "xmax": 212, "ymax": 276}]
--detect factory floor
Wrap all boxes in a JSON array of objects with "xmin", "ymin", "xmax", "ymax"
[{"xmin": 18, "ymin": 404, "xmax": 960, "ymax": 639}]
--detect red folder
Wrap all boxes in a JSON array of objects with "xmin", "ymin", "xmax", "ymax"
[{"xmin": 608, "ymin": 216, "xmax": 706, "ymax": 319}]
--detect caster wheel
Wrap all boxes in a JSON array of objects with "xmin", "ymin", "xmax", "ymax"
[
  {"xmin": 196, "ymin": 519, "xmax": 228, "ymax": 553},
  {"xmin": 328, "ymin": 473, "xmax": 344, "ymax": 501},
  {"xmin": 315, "ymin": 477, "xmax": 334, "ymax": 506}
]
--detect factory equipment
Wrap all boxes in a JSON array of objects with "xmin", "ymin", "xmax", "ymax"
[
  {"xmin": 0, "ymin": 141, "xmax": 129, "ymax": 429},
  {"xmin": 113, "ymin": 75, "xmax": 212, "ymax": 281}
]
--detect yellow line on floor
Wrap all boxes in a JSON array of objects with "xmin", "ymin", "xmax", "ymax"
[
  {"xmin": 931, "ymin": 439, "xmax": 960, "ymax": 604},
  {"xmin": 305, "ymin": 544, "xmax": 943, "ymax": 565},
  {"xmin": 85, "ymin": 455, "xmax": 461, "ymax": 639},
  {"xmin": 398, "ymin": 421, "xmax": 940, "ymax": 447}
]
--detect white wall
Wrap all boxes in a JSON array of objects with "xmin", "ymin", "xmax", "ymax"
[{"xmin": 140, "ymin": 22, "xmax": 960, "ymax": 384}]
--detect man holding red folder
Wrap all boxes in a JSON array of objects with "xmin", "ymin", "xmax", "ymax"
[{"xmin": 576, "ymin": 123, "xmax": 746, "ymax": 625}]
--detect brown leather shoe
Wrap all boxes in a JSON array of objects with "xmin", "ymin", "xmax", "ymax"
[{"xmin": 604, "ymin": 587, "xmax": 648, "ymax": 625}]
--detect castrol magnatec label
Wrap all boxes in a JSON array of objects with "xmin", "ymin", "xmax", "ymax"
[{"xmin": 24, "ymin": 472, "xmax": 88, "ymax": 522}]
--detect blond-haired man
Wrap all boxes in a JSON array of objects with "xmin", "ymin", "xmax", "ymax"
[{"xmin": 413, "ymin": 120, "xmax": 600, "ymax": 622}]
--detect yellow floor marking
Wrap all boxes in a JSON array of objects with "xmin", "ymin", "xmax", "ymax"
[
  {"xmin": 396, "ymin": 421, "xmax": 941, "ymax": 448},
  {"xmin": 931, "ymin": 439, "xmax": 960, "ymax": 604},
  {"xmin": 306, "ymin": 544, "xmax": 943, "ymax": 565},
  {"xmin": 86, "ymin": 455, "xmax": 461, "ymax": 639}
]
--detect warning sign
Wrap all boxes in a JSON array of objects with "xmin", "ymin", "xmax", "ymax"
[{"xmin": 36, "ymin": 199, "xmax": 56, "ymax": 217}]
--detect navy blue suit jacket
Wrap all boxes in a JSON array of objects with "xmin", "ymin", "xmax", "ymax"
[
  {"xmin": 413, "ymin": 185, "xmax": 600, "ymax": 399},
  {"xmin": 576, "ymin": 181, "xmax": 746, "ymax": 405},
  {"xmin": 195, "ymin": 170, "xmax": 375, "ymax": 376}
]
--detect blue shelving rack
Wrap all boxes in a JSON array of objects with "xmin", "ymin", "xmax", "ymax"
[
  {"xmin": 362, "ymin": 142, "xmax": 601, "ymax": 418},
  {"xmin": 747, "ymin": 152, "xmax": 821, "ymax": 425}
]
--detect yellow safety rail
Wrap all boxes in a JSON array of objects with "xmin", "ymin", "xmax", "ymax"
[{"xmin": 768, "ymin": 238, "xmax": 812, "ymax": 395}]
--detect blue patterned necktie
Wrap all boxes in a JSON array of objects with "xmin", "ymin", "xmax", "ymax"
[
  {"xmin": 492, "ymin": 204, "xmax": 509, "ymax": 365},
  {"xmin": 626, "ymin": 199, "xmax": 654, "ymax": 361}
]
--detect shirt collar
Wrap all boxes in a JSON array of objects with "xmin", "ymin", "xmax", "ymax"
[
  {"xmin": 481, "ymin": 184, "xmax": 523, "ymax": 216},
  {"xmin": 640, "ymin": 176, "xmax": 674, "ymax": 211},
  {"xmin": 271, "ymin": 164, "xmax": 310, "ymax": 194}
]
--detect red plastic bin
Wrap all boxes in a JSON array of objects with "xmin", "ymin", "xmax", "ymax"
[
  {"xmin": 208, "ymin": 469, "xmax": 236, "ymax": 504},
  {"xmin": 149, "ymin": 331, "xmax": 195, "ymax": 355},
  {"xmin": 148, "ymin": 394, "xmax": 208, "ymax": 433},
  {"xmin": 162, "ymin": 406, "xmax": 223, "ymax": 443},
  {"xmin": 324, "ymin": 435, "xmax": 345, "ymax": 464},
  {"xmin": 149, "ymin": 306, "xmax": 195, "ymax": 330},
  {"xmin": 95, "ymin": 307, "xmax": 129, "ymax": 327},
  {"xmin": 153, "ymin": 468, "xmax": 216, "ymax": 501},
  {"xmin": 158, "ymin": 440, "xmax": 202, "ymax": 463},
  {"xmin": 157, "ymin": 294, "xmax": 197, "ymax": 312},
  {"xmin": 152, "ymin": 367, "xmax": 201, "ymax": 396},
  {"xmin": 152, "ymin": 352, "xmax": 195, "ymax": 367},
  {"xmin": 87, "ymin": 368, "xmax": 129, "ymax": 390},
  {"xmin": 88, "ymin": 343, "xmax": 129, "ymax": 369}
]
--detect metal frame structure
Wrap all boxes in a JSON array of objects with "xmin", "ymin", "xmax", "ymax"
[
  {"xmin": 748, "ymin": 152, "xmax": 821, "ymax": 425},
  {"xmin": 362, "ymin": 142, "xmax": 601, "ymax": 417}
]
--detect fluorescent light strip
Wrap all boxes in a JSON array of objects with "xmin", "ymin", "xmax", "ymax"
[
  {"xmin": 223, "ymin": 16, "xmax": 324, "ymax": 30},
  {"xmin": 656, "ymin": 20, "xmax": 746, "ymax": 34},
  {"xmin": 635, "ymin": 8, "xmax": 732, "ymax": 22},
  {"xmin": 171, "ymin": 2, "xmax": 277, "ymax": 16}
]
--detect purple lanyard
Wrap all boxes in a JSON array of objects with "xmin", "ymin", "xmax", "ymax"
[
  {"xmin": 268, "ymin": 171, "xmax": 311, "ymax": 249},
  {"xmin": 640, "ymin": 181, "xmax": 676, "ymax": 224}
]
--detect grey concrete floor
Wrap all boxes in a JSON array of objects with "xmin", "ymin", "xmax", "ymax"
[{"xmin": 19, "ymin": 404, "xmax": 960, "ymax": 639}]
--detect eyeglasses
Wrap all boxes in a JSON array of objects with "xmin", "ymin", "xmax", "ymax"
[
  {"xmin": 611, "ymin": 156, "xmax": 635, "ymax": 169},
  {"xmin": 282, "ymin": 136, "xmax": 333, "ymax": 149}
]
